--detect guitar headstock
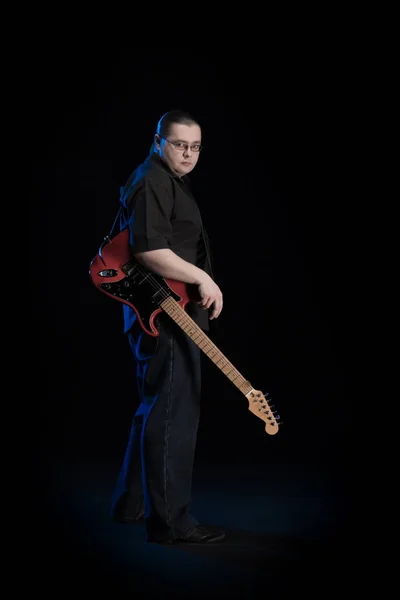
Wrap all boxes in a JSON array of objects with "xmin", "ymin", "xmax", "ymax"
[{"xmin": 246, "ymin": 389, "xmax": 280, "ymax": 435}]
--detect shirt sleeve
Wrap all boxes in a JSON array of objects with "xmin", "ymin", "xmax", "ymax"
[{"xmin": 128, "ymin": 176, "xmax": 174, "ymax": 253}]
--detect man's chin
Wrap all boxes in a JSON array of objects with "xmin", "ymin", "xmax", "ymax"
[{"xmin": 179, "ymin": 164, "xmax": 194, "ymax": 175}]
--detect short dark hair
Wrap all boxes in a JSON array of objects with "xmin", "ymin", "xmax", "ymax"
[{"xmin": 156, "ymin": 110, "xmax": 200, "ymax": 138}]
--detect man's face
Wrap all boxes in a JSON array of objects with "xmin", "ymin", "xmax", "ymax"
[{"xmin": 156, "ymin": 123, "xmax": 202, "ymax": 177}]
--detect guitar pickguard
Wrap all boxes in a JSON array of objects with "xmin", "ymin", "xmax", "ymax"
[{"xmin": 97, "ymin": 258, "xmax": 181, "ymax": 334}]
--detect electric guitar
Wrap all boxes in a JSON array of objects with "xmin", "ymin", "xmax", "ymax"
[{"xmin": 89, "ymin": 228, "xmax": 280, "ymax": 435}]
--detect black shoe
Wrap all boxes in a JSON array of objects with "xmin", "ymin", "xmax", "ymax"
[
  {"xmin": 148, "ymin": 525, "xmax": 226, "ymax": 544},
  {"xmin": 112, "ymin": 505, "xmax": 145, "ymax": 524}
]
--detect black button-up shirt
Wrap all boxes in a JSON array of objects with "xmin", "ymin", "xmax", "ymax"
[{"xmin": 119, "ymin": 153, "xmax": 213, "ymax": 334}]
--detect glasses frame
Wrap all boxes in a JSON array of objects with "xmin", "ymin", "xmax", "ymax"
[{"xmin": 159, "ymin": 136, "xmax": 203, "ymax": 153}]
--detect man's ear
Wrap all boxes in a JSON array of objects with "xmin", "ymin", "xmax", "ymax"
[{"xmin": 154, "ymin": 134, "xmax": 161, "ymax": 147}]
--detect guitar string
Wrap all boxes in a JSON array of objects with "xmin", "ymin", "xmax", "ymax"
[
  {"xmin": 164, "ymin": 300, "xmax": 255, "ymax": 392},
  {"xmin": 160, "ymin": 290, "xmax": 277, "ymax": 420}
]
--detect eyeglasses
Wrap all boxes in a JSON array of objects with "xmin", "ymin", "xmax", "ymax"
[{"xmin": 160, "ymin": 136, "xmax": 203, "ymax": 153}]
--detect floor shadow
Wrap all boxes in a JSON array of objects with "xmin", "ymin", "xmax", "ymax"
[{"xmin": 32, "ymin": 457, "xmax": 350, "ymax": 598}]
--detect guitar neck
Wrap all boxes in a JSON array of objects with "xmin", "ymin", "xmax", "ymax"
[{"xmin": 160, "ymin": 296, "xmax": 253, "ymax": 397}]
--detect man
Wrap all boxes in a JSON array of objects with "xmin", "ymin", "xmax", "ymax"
[{"xmin": 110, "ymin": 110, "xmax": 225, "ymax": 544}]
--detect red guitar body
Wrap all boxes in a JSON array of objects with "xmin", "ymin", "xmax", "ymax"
[{"xmin": 89, "ymin": 228, "xmax": 200, "ymax": 337}]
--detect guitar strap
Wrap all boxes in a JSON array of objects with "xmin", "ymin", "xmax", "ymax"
[{"xmin": 107, "ymin": 202, "xmax": 123, "ymax": 241}]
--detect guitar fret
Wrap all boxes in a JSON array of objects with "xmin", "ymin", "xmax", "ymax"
[{"xmin": 161, "ymin": 297, "xmax": 250, "ymax": 392}]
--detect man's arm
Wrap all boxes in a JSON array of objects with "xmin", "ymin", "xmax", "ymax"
[
  {"xmin": 134, "ymin": 248, "xmax": 204, "ymax": 285},
  {"xmin": 134, "ymin": 249, "xmax": 223, "ymax": 319}
]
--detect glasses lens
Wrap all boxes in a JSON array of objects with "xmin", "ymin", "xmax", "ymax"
[{"xmin": 170, "ymin": 141, "xmax": 202, "ymax": 152}]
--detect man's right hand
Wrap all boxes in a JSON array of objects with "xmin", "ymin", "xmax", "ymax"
[
  {"xmin": 134, "ymin": 249, "xmax": 223, "ymax": 319},
  {"xmin": 197, "ymin": 273, "xmax": 223, "ymax": 320}
]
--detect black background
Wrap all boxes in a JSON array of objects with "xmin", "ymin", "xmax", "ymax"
[{"xmin": 29, "ymin": 41, "xmax": 349, "ymax": 596}]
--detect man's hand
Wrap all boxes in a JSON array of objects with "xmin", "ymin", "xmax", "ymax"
[
  {"xmin": 197, "ymin": 274, "xmax": 223, "ymax": 319},
  {"xmin": 134, "ymin": 249, "xmax": 223, "ymax": 319}
]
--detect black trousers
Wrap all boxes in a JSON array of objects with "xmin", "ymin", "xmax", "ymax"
[{"xmin": 111, "ymin": 315, "xmax": 202, "ymax": 540}]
